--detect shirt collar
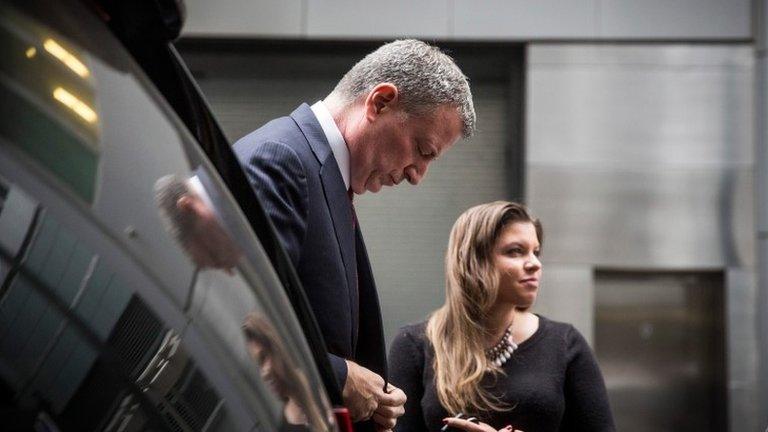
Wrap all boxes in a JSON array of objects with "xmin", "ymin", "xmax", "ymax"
[{"xmin": 311, "ymin": 100, "xmax": 350, "ymax": 190}]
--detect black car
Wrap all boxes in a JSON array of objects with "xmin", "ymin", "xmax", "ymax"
[{"xmin": 0, "ymin": 0, "xmax": 348, "ymax": 430}]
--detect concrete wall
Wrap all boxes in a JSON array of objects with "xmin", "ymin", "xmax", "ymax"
[
  {"xmin": 182, "ymin": 0, "xmax": 752, "ymax": 40},
  {"xmin": 754, "ymin": 0, "xmax": 768, "ymax": 429},
  {"xmin": 526, "ymin": 43, "xmax": 758, "ymax": 432}
]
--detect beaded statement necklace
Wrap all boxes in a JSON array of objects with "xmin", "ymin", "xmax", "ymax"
[{"xmin": 485, "ymin": 323, "xmax": 518, "ymax": 368}]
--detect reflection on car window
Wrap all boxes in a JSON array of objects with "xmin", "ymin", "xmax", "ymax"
[
  {"xmin": 154, "ymin": 174, "xmax": 243, "ymax": 274},
  {"xmin": 0, "ymin": 6, "xmax": 100, "ymax": 203},
  {"xmin": 1, "ymin": 0, "xmax": 334, "ymax": 430},
  {"xmin": 0, "ymin": 180, "xmax": 227, "ymax": 431},
  {"xmin": 244, "ymin": 313, "xmax": 328, "ymax": 431},
  {"xmin": 0, "ymin": 175, "xmax": 333, "ymax": 431},
  {"xmin": 153, "ymin": 171, "xmax": 333, "ymax": 431}
]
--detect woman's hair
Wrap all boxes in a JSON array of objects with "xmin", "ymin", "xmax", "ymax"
[
  {"xmin": 425, "ymin": 201, "xmax": 543, "ymax": 415},
  {"xmin": 243, "ymin": 313, "xmax": 328, "ymax": 431}
]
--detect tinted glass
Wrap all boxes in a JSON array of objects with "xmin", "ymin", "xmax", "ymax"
[{"xmin": 0, "ymin": 1, "xmax": 334, "ymax": 430}]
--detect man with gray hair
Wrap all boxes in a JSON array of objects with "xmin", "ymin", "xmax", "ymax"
[{"xmin": 234, "ymin": 39, "xmax": 475, "ymax": 431}]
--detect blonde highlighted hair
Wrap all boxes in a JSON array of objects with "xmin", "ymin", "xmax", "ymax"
[{"xmin": 425, "ymin": 201, "xmax": 542, "ymax": 415}]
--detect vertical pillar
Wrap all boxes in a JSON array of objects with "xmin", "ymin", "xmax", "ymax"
[{"xmin": 755, "ymin": 0, "xmax": 768, "ymax": 429}]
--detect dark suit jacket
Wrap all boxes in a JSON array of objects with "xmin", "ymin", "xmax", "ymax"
[{"xmin": 234, "ymin": 103, "xmax": 387, "ymax": 391}]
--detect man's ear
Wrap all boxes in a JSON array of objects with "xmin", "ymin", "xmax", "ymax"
[{"xmin": 364, "ymin": 83, "xmax": 399, "ymax": 120}]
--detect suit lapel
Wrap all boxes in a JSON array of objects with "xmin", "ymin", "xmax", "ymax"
[
  {"xmin": 291, "ymin": 104, "xmax": 332, "ymax": 164},
  {"xmin": 319, "ymin": 156, "xmax": 358, "ymax": 304},
  {"xmin": 291, "ymin": 104, "xmax": 359, "ymax": 347}
]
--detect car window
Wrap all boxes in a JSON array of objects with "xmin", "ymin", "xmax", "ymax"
[
  {"xmin": 106, "ymin": 0, "xmax": 343, "ymax": 409},
  {"xmin": 0, "ymin": 1, "xmax": 335, "ymax": 431}
]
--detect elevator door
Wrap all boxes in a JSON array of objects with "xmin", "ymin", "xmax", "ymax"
[{"xmin": 594, "ymin": 271, "xmax": 726, "ymax": 431}]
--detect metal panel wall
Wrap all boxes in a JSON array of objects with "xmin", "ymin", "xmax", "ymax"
[
  {"xmin": 527, "ymin": 44, "xmax": 757, "ymax": 432},
  {"xmin": 452, "ymin": 0, "xmax": 597, "ymax": 39},
  {"xmin": 726, "ymin": 269, "xmax": 762, "ymax": 431},
  {"xmin": 306, "ymin": 0, "xmax": 450, "ymax": 39},
  {"xmin": 599, "ymin": 0, "xmax": 751, "ymax": 39},
  {"xmin": 532, "ymin": 266, "xmax": 594, "ymax": 343},
  {"xmin": 594, "ymin": 271, "xmax": 727, "ymax": 432},
  {"xmin": 528, "ymin": 45, "xmax": 754, "ymax": 269},
  {"xmin": 181, "ymin": 0, "xmax": 751, "ymax": 41},
  {"xmin": 756, "ymin": 0, "xmax": 768, "ymax": 429},
  {"xmin": 183, "ymin": 0, "xmax": 304, "ymax": 37}
]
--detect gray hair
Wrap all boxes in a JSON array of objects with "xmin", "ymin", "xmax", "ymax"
[
  {"xmin": 154, "ymin": 174, "xmax": 196, "ymax": 245},
  {"xmin": 328, "ymin": 39, "xmax": 476, "ymax": 137}
]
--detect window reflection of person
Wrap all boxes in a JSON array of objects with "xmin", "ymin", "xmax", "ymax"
[
  {"xmin": 243, "ymin": 313, "xmax": 329, "ymax": 431},
  {"xmin": 156, "ymin": 176, "xmax": 331, "ymax": 429},
  {"xmin": 154, "ymin": 174, "xmax": 242, "ymax": 274}
]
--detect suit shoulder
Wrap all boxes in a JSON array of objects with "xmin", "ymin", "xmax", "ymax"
[{"xmin": 233, "ymin": 116, "xmax": 307, "ymax": 154}]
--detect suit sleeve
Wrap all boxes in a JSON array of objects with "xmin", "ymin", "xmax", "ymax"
[
  {"xmin": 328, "ymin": 353, "xmax": 348, "ymax": 390},
  {"xmin": 389, "ymin": 328, "xmax": 427, "ymax": 432},
  {"xmin": 560, "ymin": 326, "xmax": 616, "ymax": 432},
  {"xmin": 238, "ymin": 140, "xmax": 309, "ymax": 268},
  {"xmin": 238, "ymin": 141, "xmax": 352, "ymax": 388}
]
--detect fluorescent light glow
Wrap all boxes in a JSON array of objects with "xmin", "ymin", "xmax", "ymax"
[
  {"xmin": 25, "ymin": 47, "xmax": 37, "ymax": 58},
  {"xmin": 53, "ymin": 87, "xmax": 97, "ymax": 124},
  {"xmin": 44, "ymin": 39, "xmax": 89, "ymax": 78}
]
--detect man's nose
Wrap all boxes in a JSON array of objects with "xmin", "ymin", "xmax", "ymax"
[{"xmin": 405, "ymin": 162, "xmax": 429, "ymax": 185}]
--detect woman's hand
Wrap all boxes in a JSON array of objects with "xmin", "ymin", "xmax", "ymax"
[{"xmin": 442, "ymin": 417, "xmax": 524, "ymax": 432}]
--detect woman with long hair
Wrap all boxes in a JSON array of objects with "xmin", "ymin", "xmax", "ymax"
[
  {"xmin": 389, "ymin": 201, "xmax": 614, "ymax": 432},
  {"xmin": 243, "ymin": 313, "xmax": 330, "ymax": 431}
]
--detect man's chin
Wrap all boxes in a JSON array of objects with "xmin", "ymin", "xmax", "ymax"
[
  {"xmin": 349, "ymin": 184, "xmax": 365, "ymax": 195},
  {"xmin": 364, "ymin": 180, "xmax": 383, "ymax": 193}
]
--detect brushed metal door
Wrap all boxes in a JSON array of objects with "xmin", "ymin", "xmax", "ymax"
[{"xmin": 595, "ymin": 271, "xmax": 726, "ymax": 431}]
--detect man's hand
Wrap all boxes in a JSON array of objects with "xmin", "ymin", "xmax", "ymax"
[
  {"xmin": 343, "ymin": 361, "xmax": 406, "ymax": 430},
  {"xmin": 373, "ymin": 383, "xmax": 406, "ymax": 432}
]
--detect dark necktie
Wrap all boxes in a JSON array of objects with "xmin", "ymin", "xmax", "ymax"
[
  {"xmin": 347, "ymin": 188, "xmax": 360, "ymax": 347},
  {"xmin": 347, "ymin": 188, "xmax": 357, "ymax": 229}
]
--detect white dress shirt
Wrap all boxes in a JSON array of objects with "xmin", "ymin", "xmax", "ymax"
[{"xmin": 311, "ymin": 100, "xmax": 350, "ymax": 191}]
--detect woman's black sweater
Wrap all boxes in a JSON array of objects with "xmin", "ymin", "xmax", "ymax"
[{"xmin": 388, "ymin": 315, "xmax": 615, "ymax": 432}]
